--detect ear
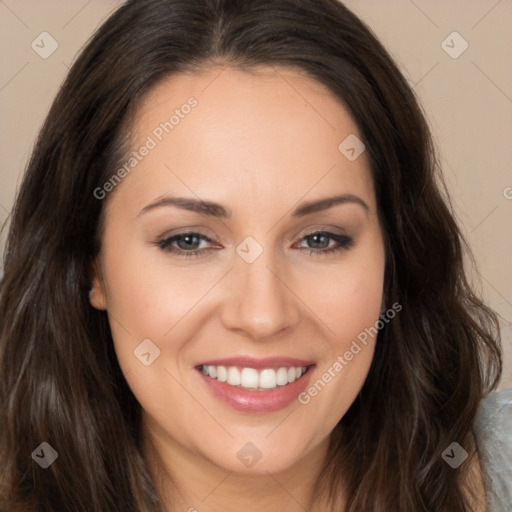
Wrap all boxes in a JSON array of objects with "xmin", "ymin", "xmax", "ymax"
[{"xmin": 89, "ymin": 259, "xmax": 107, "ymax": 310}]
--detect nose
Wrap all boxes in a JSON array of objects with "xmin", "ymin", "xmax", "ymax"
[{"xmin": 219, "ymin": 250, "xmax": 300, "ymax": 341}]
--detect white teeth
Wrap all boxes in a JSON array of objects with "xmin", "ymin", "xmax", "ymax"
[
  {"xmin": 227, "ymin": 366, "xmax": 241, "ymax": 386},
  {"xmin": 276, "ymin": 367, "xmax": 289, "ymax": 386},
  {"xmin": 240, "ymin": 368, "xmax": 259, "ymax": 388},
  {"xmin": 216, "ymin": 365, "xmax": 227, "ymax": 382},
  {"xmin": 259, "ymin": 369, "xmax": 277, "ymax": 389},
  {"xmin": 201, "ymin": 365, "xmax": 308, "ymax": 390}
]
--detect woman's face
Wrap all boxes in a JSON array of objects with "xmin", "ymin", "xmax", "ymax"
[{"xmin": 91, "ymin": 65, "xmax": 386, "ymax": 475}]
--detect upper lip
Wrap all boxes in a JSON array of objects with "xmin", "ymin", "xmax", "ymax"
[{"xmin": 195, "ymin": 356, "xmax": 315, "ymax": 370}]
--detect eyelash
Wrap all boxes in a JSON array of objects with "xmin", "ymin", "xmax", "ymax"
[{"xmin": 156, "ymin": 231, "xmax": 354, "ymax": 259}]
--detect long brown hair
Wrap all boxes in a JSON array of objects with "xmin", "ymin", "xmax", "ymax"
[{"xmin": 0, "ymin": 0, "xmax": 502, "ymax": 510}]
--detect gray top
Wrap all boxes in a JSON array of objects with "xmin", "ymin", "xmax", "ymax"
[{"xmin": 474, "ymin": 386, "xmax": 512, "ymax": 512}]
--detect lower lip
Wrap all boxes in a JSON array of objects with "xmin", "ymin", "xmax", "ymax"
[{"xmin": 197, "ymin": 366, "xmax": 315, "ymax": 413}]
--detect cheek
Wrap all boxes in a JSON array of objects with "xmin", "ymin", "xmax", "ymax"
[
  {"xmin": 100, "ymin": 245, "xmax": 205, "ymax": 428},
  {"xmin": 330, "ymin": 269, "xmax": 383, "ymax": 344},
  {"xmin": 293, "ymin": 237, "xmax": 385, "ymax": 424},
  {"xmin": 101, "ymin": 241, "xmax": 215, "ymax": 339},
  {"xmin": 303, "ymin": 238, "xmax": 386, "ymax": 348}
]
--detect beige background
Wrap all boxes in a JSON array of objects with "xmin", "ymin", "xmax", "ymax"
[{"xmin": 0, "ymin": 0, "xmax": 510, "ymax": 390}]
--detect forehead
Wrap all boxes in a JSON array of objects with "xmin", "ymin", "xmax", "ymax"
[{"xmin": 110, "ymin": 65, "xmax": 376, "ymax": 218}]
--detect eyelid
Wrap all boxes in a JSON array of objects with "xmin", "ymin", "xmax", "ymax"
[
  {"xmin": 156, "ymin": 231, "xmax": 215, "ymax": 249},
  {"xmin": 298, "ymin": 225, "xmax": 352, "ymax": 238},
  {"xmin": 155, "ymin": 227, "xmax": 355, "ymax": 259},
  {"xmin": 156, "ymin": 224, "xmax": 351, "ymax": 245}
]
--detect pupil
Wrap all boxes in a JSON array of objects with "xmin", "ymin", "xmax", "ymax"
[
  {"xmin": 179, "ymin": 235, "xmax": 199, "ymax": 249},
  {"xmin": 309, "ymin": 234, "xmax": 328, "ymax": 249}
]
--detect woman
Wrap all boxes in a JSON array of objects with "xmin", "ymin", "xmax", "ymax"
[{"xmin": 0, "ymin": 0, "xmax": 508, "ymax": 510}]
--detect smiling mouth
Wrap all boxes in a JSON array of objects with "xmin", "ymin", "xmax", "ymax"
[{"xmin": 197, "ymin": 364, "xmax": 313, "ymax": 391}]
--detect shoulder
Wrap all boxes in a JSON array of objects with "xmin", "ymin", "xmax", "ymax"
[{"xmin": 473, "ymin": 386, "xmax": 512, "ymax": 512}]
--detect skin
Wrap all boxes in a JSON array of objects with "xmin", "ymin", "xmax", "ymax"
[{"xmin": 89, "ymin": 64, "xmax": 388, "ymax": 511}]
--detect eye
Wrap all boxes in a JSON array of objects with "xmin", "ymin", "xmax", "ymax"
[
  {"xmin": 295, "ymin": 231, "xmax": 354, "ymax": 256},
  {"xmin": 156, "ymin": 230, "xmax": 354, "ymax": 259},
  {"xmin": 157, "ymin": 232, "xmax": 217, "ymax": 259}
]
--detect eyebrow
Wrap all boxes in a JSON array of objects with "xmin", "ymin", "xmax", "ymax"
[{"xmin": 138, "ymin": 193, "xmax": 369, "ymax": 219}]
